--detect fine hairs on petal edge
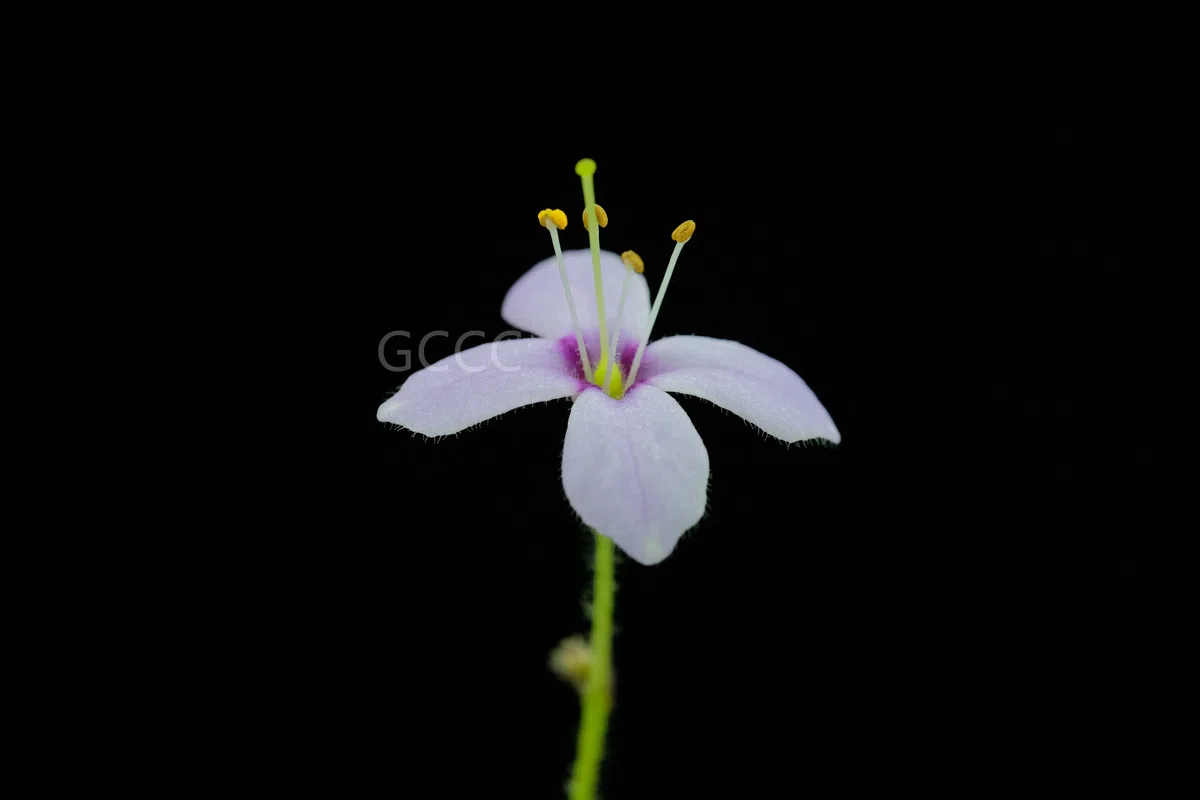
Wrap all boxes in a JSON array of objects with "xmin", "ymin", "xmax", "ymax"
[
  {"xmin": 668, "ymin": 393, "xmax": 842, "ymax": 448},
  {"xmin": 379, "ymin": 397, "xmax": 577, "ymax": 442}
]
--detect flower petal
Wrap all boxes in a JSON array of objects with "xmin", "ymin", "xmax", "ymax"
[
  {"xmin": 562, "ymin": 386, "xmax": 709, "ymax": 566},
  {"xmin": 502, "ymin": 249, "xmax": 650, "ymax": 341},
  {"xmin": 641, "ymin": 336, "xmax": 841, "ymax": 444},
  {"xmin": 377, "ymin": 338, "xmax": 581, "ymax": 436}
]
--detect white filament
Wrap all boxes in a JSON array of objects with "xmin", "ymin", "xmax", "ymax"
[
  {"xmin": 546, "ymin": 223, "xmax": 593, "ymax": 381},
  {"xmin": 626, "ymin": 240, "xmax": 686, "ymax": 387}
]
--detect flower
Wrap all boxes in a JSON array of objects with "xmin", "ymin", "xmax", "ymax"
[{"xmin": 377, "ymin": 165, "xmax": 839, "ymax": 566}]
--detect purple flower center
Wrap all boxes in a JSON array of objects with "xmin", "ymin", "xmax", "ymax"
[{"xmin": 557, "ymin": 332, "xmax": 644, "ymax": 393}]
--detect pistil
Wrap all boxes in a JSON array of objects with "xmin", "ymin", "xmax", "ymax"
[{"xmin": 576, "ymin": 158, "xmax": 610, "ymax": 372}]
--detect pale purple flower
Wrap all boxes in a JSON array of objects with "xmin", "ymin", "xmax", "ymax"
[{"xmin": 377, "ymin": 245, "xmax": 840, "ymax": 566}]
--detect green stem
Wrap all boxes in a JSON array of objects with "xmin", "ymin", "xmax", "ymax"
[{"xmin": 569, "ymin": 531, "xmax": 615, "ymax": 799}]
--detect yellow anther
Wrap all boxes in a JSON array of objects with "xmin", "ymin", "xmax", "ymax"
[
  {"xmin": 582, "ymin": 204, "xmax": 609, "ymax": 231},
  {"xmin": 671, "ymin": 220, "xmax": 696, "ymax": 243},
  {"xmin": 538, "ymin": 208, "xmax": 568, "ymax": 230},
  {"xmin": 620, "ymin": 250, "xmax": 644, "ymax": 274}
]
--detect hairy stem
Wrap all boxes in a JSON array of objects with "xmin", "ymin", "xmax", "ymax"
[{"xmin": 569, "ymin": 531, "xmax": 615, "ymax": 799}]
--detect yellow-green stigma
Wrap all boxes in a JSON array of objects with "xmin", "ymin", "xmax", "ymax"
[{"xmin": 590, "ymin": 354, "xmax": 625, "ymax": 398}]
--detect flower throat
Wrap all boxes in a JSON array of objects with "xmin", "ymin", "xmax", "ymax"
[{"xmin": 538, "ymin": 159, "xmax": 695, "ymax": 399}]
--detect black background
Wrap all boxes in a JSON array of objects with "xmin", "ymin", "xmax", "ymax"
[{"xmin": 324, "ymin": 77, "xmax": 1163, "ymax": 795}]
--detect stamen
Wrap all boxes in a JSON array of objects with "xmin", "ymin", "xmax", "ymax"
[
  {"xmin": 671, "ymin": 220, "xmax": 696, "ymax": 243},
  {"xmin": 602, "ymin": 251, "xmax": 643, "ymax": 391},
  {"xmin": 626, "ymin": 221, "xmax": 695, "ymax": 387},
  {"xmin": 539, "ymin": 207, "xmax": 593, "ymax": 381},
  {"xmin": 576, "ymin": 158, "xmax": 610, "ymax": 371},
  {"xmin": 581, "ymin": 204, "xmax": 609, "ymax": 231},
  {"xmin": 538, "ymin": 208, "xmax": 568, "ymax": 230},
  {"xmin": 620, "ymin": 249, "xmax": 645, "ymax": 274}
]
